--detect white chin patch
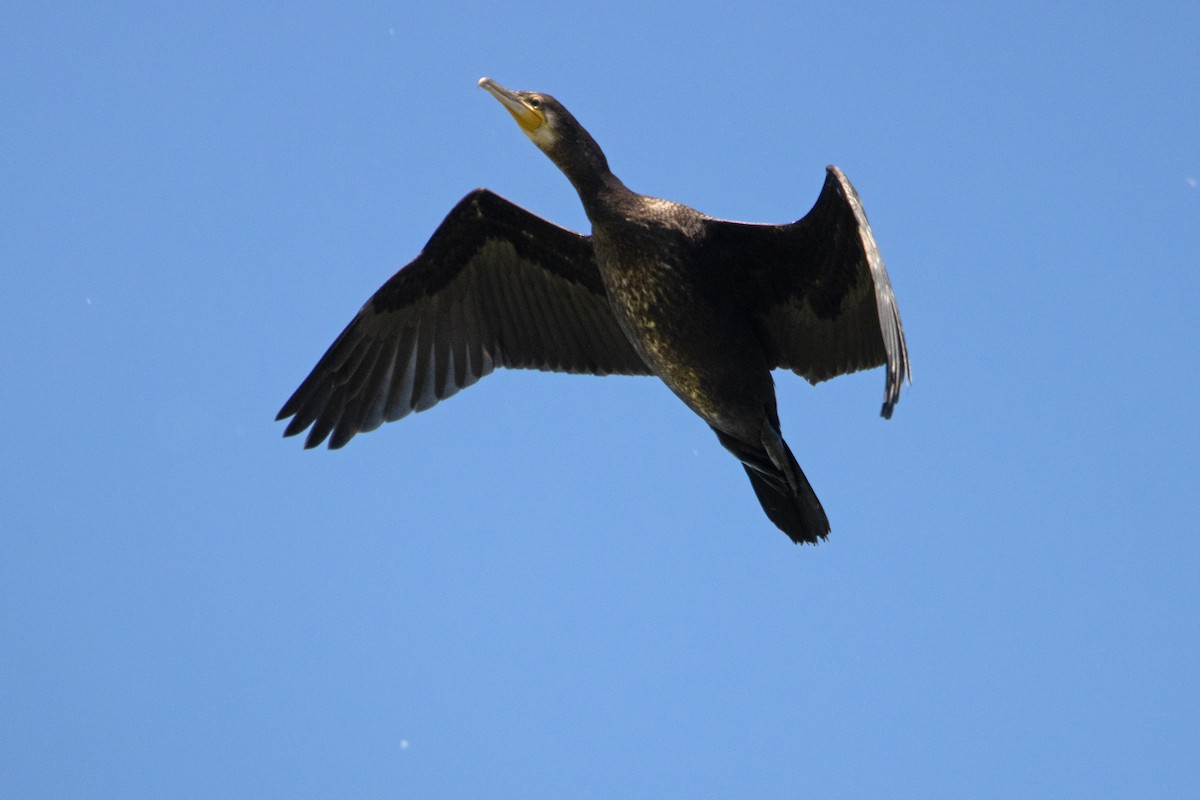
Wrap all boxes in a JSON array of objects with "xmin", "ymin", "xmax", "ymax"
[{"xmin": 525, "ymin": 124, "xmax": 558, "ymax": 149}]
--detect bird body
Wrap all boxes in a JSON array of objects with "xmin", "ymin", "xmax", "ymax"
[
  {"xmin": 592, "ymin": 199, "xmax": 733, "ymax": 416},
  {"xmin": 586, "ymin": 189, "xmax": 835, "ymax": 539},
  {"xmin": 278, "ymin": 78, "xmax": 910, "ymax": 544},
  {"xmin": 589, "ymin": 195, "xmax": 773, "ymax": 434}
]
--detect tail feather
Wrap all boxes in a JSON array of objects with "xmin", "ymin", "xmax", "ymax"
[
  {"xmin": 741, "ymin": 463, "xmax": 830, "ymax": 544},
  {"xmin": 713, "ymin": 427, "xmax": 830, "ymax": 544}
]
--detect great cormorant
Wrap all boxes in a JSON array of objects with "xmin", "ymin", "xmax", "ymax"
[{"xmin": 277, "ymin": 77, "xmax": 910, "ymax": 544}]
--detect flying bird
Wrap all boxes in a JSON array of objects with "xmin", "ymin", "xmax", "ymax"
[{"xmin": 277, "ymin": 78, "xmax": 910, "ymax": 544}]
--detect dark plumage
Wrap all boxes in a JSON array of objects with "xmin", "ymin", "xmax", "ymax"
[{"xmin": 277, "ymin": 78, "xmax": 910, "ymax": 544}]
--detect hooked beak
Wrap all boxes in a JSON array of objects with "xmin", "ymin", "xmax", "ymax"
[{"xmin": 478, "ymin": 77, "xmax": 545, "ymax": 133}]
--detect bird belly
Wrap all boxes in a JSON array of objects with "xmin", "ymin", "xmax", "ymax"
[{"xmin": 600, "ymin": 254, "xmax": 771, "ymax": 428}]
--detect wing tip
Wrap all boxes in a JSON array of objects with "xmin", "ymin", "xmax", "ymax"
[
  {"xmin": 879, "ymin": 361, "xmax": 912, "ymax": 420},
  {"xmin": 327, "ymin": 426, "xmax": 356, "ymax": 450},
  {"xmin": 281, "ymin": 414, "xmax": 308, "ymax": 439}
]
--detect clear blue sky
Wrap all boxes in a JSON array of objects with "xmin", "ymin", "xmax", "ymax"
[{"xmin": 3, "ymin": 1, "xmax": 1198, "ymax": 797}]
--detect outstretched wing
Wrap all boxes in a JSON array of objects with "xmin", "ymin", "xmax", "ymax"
[
  {"xmin": 710, "ymin": 166, "xmax": 910, "ymax": 418},
  {"xmin": 277, "ymin": 188, "xmax": 650, "ymax": 449}
]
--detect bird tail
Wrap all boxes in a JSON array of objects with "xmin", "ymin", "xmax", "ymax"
[{"xmin": 712, "ymin": 427, "xmax": 830, "ymax": 545}]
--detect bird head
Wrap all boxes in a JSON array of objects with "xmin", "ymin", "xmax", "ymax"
[
  {"xmin": 478, "ymin": 77, "xmax": 563, "ymax": 151},
  {"xmin": 478, "ymin": 77, "xmax": 613, "ymax": 193}
]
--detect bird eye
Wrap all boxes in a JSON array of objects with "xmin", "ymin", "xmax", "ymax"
[{"xmin": 528, "ymin": 96, "xmax": 542, "ymax": 109}]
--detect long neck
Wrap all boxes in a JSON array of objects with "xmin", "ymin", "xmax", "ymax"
[{"xmin": 544, "ymin": 124, "xmax": 634, "ymax": 218}]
